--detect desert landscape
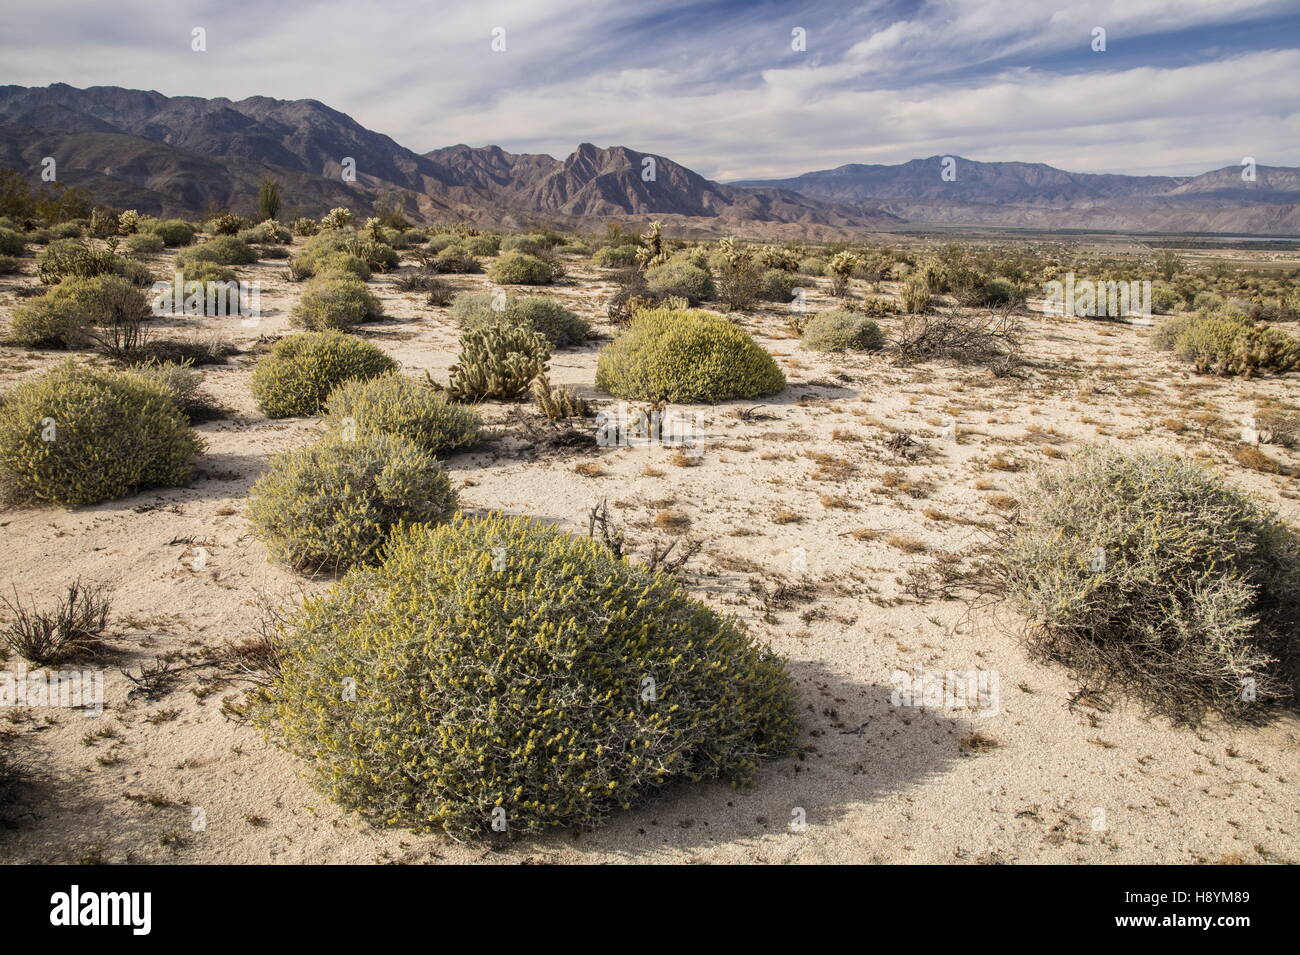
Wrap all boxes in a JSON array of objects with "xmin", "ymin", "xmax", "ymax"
[{"xmin": 0, "ymin": 2, "xmax": 1297, "ymax": 879}]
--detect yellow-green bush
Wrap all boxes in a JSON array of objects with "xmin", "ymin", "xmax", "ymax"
[
  {"xmin": 0, "ymin": 228, "xmax": 24, "ymax": 256},
  {"xmin": 801, "ymin": 309, "xmax": 885, "ymax": 352},
  {"xmin": 449, "ymin": 292, "xmax": 588, "ymax": 347},
  {"xmin": 594, "ymin": 244, "xmax": 638, "ymax": 268},
  {"xmin": 177, "ymin": 236, "xmax": 257, "ymax": 267},
  {"xmin": 253, "ymin": 512, "xmax": 798, "ymax": 836},
  {"xmin": 1165, "ymin": 315, "xmax": 1300, "ymax": 377},
  {"xmin": 323, "ymin": 373, "xmax": 484, "ymax": 455},
  {"xmin": 488, "ymin": 251, "xmax": 554, "ymax": 285},
  {"xmin": 993, "ymin": 446, "xmax": 1300, "ymax": 723},
  {"xmin": 900, "ymin": 276, "xmax": 931, "ymax": 313},
  {"xmin": 0, "ymin": 361, "xmax": 204, "ymax": 506},
  {"xmin": 9, "ymin": 275, "xmax": 148, "ymax": 348},
  {"xmin": 290, "ymin": 275, "xmax": 383, "ymax": 330},
  {"xmin": 644, "ymin": 260, "xmax": 715, "ymax": 304},
  {"xmin": 247, "ymin": 431, "xmax": 456, "ymax": 571},
  {"xmin": 595, "ymin": 308, "xmax": 785, "ymax": 403},
  {"xmin": 148, "ymin": 219, "xmax": 196, "ymax": 246},
  {"xmin": 250, "ymin": 332, "xmax": 397, "ymax": 417}
]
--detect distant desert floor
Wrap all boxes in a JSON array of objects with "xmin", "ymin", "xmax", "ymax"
[{"xmin": 1, "ymin": 244, "xmax": 1297, "ymax": 864}]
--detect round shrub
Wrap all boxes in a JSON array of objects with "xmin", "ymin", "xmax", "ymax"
[
  {"xmin": 290, "ymin": 276, "xmax": 383, "ymax": 331},
  {"xmin": 0, "ymin": 256, "xmax": 18, "ymax": 275},
  {"xmin": 0, "ymin": 228, "xmax": 25, "ymax": 256},
  {"xmin": 247, "ymin": 431, "xmax": 456, "ymax": 571},
  {"xmin": 449, "ymin": 292, "xmax": 588, "ymax": 347},
  {"xmin": 250, "ymin": 331, "xmax": 397, "ymax": 418},
  {"xmin": 431, "ymin": 245, "xmax": 482, "ymax": 274},
  {"xmin": 0, "ymin": 361, "xmax": 204, "ymax": 506},
  {"xmin": 500, "ymin": 234, "xmax": 546, "ymax": 256},
  {"xmin": 149, "ymin": 219, "xmax": 196, "ymax": 246},
  {"xmin": 488, "ymin": 251, "xmax": 554, "ymax": 285},
  {"xmin": 1172, "ymin": 316, "xmax": 1299, "ymax": 377},
  {"xmin": 594, "ymin": 244, "xmax": 639, "ymax": 268},
  {"xmin": 460, "ymin": 234, "xmax": 500, "ymax": 257},
  {"xmin": 323, "ymin": 374, "xmax": 484, "ymax": 456},
  {"xmin": 758, "ymin": 268, "xmax": 798, "ymax": 303},
  {"xmin": 595, "ymin": 308, "xmax": 785, "ymax": 403},
  {"xmin": 125, "ymin": 233, "xmax": 165, "ymax": 254},
  {"xmin": 801, "ymin": 309, "xmax": 885, "ymax": 352},
  {"xmin": 179, "ymin": 236, "xmax": 257, "ymax": 267},
  {"xmin": 644, "ymin": 260, "xmax": 715, "ymax": 304},
  {"xmin": 8, "ymin": 295, "xmax": 88, "ymax": 347},
  {"xmin": 994, "ymin": 446, "xmax": 1300, "ymax": 723},
  {"xmin": 253, "ymin": 512, "xmax": 798, "ymax": 836}
]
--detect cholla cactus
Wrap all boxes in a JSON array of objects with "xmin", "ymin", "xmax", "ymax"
[
  {"xmin": 827, "ymin": 251, "xmax": 860, "ymax": 297},
  {"xmin": 363, "ymin": 217, "xmax": 386, "ymax": 242},
  {"xmin": 758, "ymin": 247, "xmax": 799, "ymax": 271},
  {"xmin": 208, "ymin": 212, "xmax": 243, "ymax": 235},
  {"xmin": 635, "ymin": 220, "xmax": 668, "ymax": 270},
  {"xmin": 718, "ymin": 236, "xmax": 752, "ymax": 268},
  {"xmin": 291, "ymin": 217, "xmax": 320, "ymax": 237},
  {"xmin": 117, "ymin": 210, "xmax": 140, "ymax": 235},
  {"xmin": 531, "ymin": 374, "xmax": 592, "ymax": 420},
  {"xmin": 320, "ymin": 207, "xmax": 353, "ymax": 231},
  {"xmin": 446, "ymin": 323, "xmax": 551, "ymax": 401}
]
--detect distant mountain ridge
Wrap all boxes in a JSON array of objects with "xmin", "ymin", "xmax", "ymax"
[
  {"xmin": 0, "ymin": 84, "xmax": 1296, "ymax": 235},
  {"xmin": 734, "ymin": 156, "xmax": 1300, "ymax": 234}
]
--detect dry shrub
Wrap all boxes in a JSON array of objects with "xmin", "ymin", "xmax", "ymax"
[{"xmin": 893, "ymin": 308, "xmax": 1023, "ymax": 374}]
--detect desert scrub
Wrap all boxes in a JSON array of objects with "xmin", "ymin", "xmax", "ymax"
[
  {"xmin": 290, "ymin": 275, "xmax": 383, "ymax": 331},
  {"xmin": 445, "ymin": 323, "xmax": 551, "ymax": 402},
  {"xmin": 0, "ymin": 227, "xmax": 25, "ymax": 256},
  {"xmin": 250, "ymin": 332, "xmax": 398, "ymax": 417},
  {"xmin": 993, "ymin": 446, "xmax": 1300, "ymax": 723},
  {"xmin": 323, "ymin": 374, "xmax": 484, "ymax": 456},
  {"xmin": 594, "ymin": 244, "xmax": 639, "ymax": 268},
  {"xmin": 177, "ymin": 236, "xmax": 257, "ymax": 267},
  {"xmin": 125, "ymin": 233, "xmax": 165, "ymax": 254},
  {"xmin": 449, "ymin": 292, "xmax": 588, "ymax": 347},
  {"xmin": 252, "ymin": 512, "xmax": 798, "ymax": 837},
  {"xmin": 595, "ymin": 308, "xmax": 785, "ymax": 403},
  {"xmin": 247, "ymin": 431, "xmax": 456, "ymax": 571},
  {"xmin": 801, "ymin": 309, "xmax": 885, "ymax": 352},
  {"xmin": 900, "ymin": 276, "xmax": 931, "ymax": 313},
  {"xmin": 1163, "ymin": 315, "xmax": 1299, "ymax": 377},
  {"xmin": 488, "ymin": 251, "xmax": 555, "ymax": 285},
  {"xmin": 9, "ymin": 275, "xmax": 148, "ymax": 348},
  {"xmin": 758, "ymin": 268, "xmax": 799, "ymax": 303},
  {"xmin": 148, "ymin": 219, "xmax": 196, "ymax": 246},
  {"xmin": 36, "ymin": 238, "xmax": 130, "ymax": 284},
  {"xmin": 644, "ymin": 260, "xmax": 715, "ymax": 304},
  {"xmin": 0, "ymin": 361, "xmax": 204, "ymax": 506}
]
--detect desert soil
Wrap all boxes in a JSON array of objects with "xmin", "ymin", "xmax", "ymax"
[{"xmin": 1, "ymin": 242, "xmax": 1297, "ymax": 865}]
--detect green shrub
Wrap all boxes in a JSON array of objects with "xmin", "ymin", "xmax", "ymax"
[
  {"xmin": 250, "ymin": 332, "xmax": 398, "ymax": 418},
  {"xmin": 36, "ymin": 238, "xmax": 119, "ymax": 284},
  {"xmin": 500, "ymin": 234, "xmax": 546, "ymax": 256},
  {"xmin": 594, "ymin": 244, "xmax": 639, "ymax": 268},
  {"xmin": 758, "ymin": 268, "xmax": 798, "ymax": 303},
  {"xmin": 252, "ymin": 511, "xmax": 798, "ymax": 836},
  {"xmin": 10, "ymin": 275, "xmax": 149, "ymax": 349},
  {"xmin": 125, "ymin": 233, "xmax": 165, "ymax": 254},
  {"xmin": 801, "ymin": 309, "xmax": 885, "ymax": 352},
  {"xmin": 595, "ymin": 308, "xmax": 785, "ymax": 403},
  {"xmin": 0, "ymin": 228, "xmax": 24, "ymax": 256},
  {"xmin": 8, "ymin": 295, "xmax": 88, "ymax": 347},
  {"xmin": 149, "ymin": 220, "xmax": 196, "ymax": 246},
  {"xmin": 247, "ymin": 431, "xmax": 456, "ymax": 571},
  {"xmin": 290, "ymin": 276, "xmax": 383, "ymax": 331},
  {"xmin": 179, "ymin": 236, "xmax": 257, "ymax": 266},
  {"xmin": 449, "ymin": 292, "xmax": 588, "ymax": 347},
  {"xmin": 993, "ymin": 446, "xmax": 1300, "ymax": 723},
  {"xmin": 127, "ymin": 359, "xmax": 203, "ymax": 417},
  {"xmin": 488, "ymin": 251, "xmax": 554, "ymax": 285},
  {"xmin": 445, "ymin": 323, "xmax": 551, "ymax": 402},
  {"xmin": 0, "ymin": 256, "xmax": 18, "ymax": 275},
  {"xmin": 459, "ymin": 234, "xmax": 500, "ymax": 257},
  {"xmin": 799, "ymin": 257, "xmax": 827, "ymax": 276},
  {"xmin": 644, "ymin": 260, "xmax": 714, "ymax": 304},
  {"xmin": 430, "ymin": 245, "xmax": 482, "ymax": 274},
  {"xmin": 323, "ymin": 374, "xmax": 484, "ymax": 456},
  {"xmin": 0, "ymin": 361, "xmax": 204, "ymax": 506},
  {"xmin": 1169, "ymin": 316, "xmax": 1299, "ymax": 377}
]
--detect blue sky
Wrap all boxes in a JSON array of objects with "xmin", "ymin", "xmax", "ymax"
[{"xmin": 1, "ymin": 0, "xmax": 1297, "ymax": 179}]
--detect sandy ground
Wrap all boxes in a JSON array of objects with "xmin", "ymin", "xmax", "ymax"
[{"xmin": 0, "ymin": 241, "xmax": 1297, "ymax": 865}]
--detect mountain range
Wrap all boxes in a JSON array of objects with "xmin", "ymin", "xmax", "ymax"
[{"xmin": 1, "ymin": 83, "xmax": 1297, "ymax": 237}]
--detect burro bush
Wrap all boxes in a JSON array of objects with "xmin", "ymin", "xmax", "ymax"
[
  {"xmin": 247, "ymin": 431, "xmax": 456, "ymax": 571},
  {"xmin": 595, "ymin": 308, "xmax": 785, "ymax": 403},
  {"xmin": 644, "ymin": 259, "xmax": 715, "ymax": 304},
  {"xmin": 0, "ymin": 361, "xmax": 204, "ymax": 506},
  {"xmin": 290, "ymin": 275, "xmax": 383, "ymax": 330},
  {"xmin": 992, "ymin": 446, "xmax": 1300, "ymax": 723},
  {"xmin": 801, "ymin": 309, "xmax": 885, "ymax": 352},
  {"xmin": 487, "ymin": 251, "xmax": 555, "ymax": 285},
  {"xmin": 250, "ymin": 332, "xmax": 397, "ymax": 417},
  {"xmin": 323, "ymin": 373, "xmax": 484, "ymax": 456},
  {"xmin": 449, "ymin": 292, "xmax": 588, "ymax": 347},
  {"xmin": 252, "ymin": 512, "xmax": 799, "ymax": 836}
]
